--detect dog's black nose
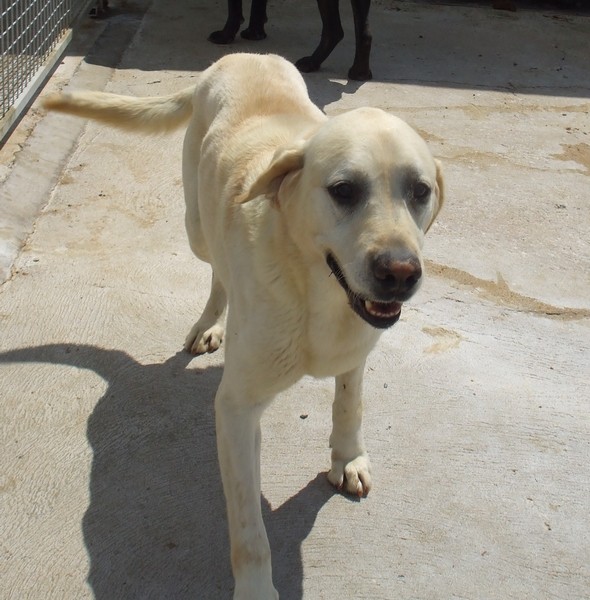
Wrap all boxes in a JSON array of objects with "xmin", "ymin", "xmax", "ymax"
[{"xmin": 371, "ymin": 251, "xmax": 422, "ymax": 296}]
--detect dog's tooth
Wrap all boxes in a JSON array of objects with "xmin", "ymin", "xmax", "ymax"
[{"xmin": 365, "ymin": 300, "xmax": 402, "ymax": 318}]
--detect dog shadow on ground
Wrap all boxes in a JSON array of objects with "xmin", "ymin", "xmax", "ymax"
[{"xmin": 0, "ymin": 343, "xmax": 334, "ymax": 599}]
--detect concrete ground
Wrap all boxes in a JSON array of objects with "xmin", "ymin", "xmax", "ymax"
[{"xmin": 1, "ymin": 0, "xmax": 589, "ymax": 598}]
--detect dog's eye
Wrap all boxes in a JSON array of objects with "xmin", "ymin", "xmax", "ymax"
[
  {"xmin": 328, "ymin": 182, "xmax": 359, "ymax": 206},
  {"xmin": 412, "ymin": 181, "xmax": 431, "ymax": 203}
]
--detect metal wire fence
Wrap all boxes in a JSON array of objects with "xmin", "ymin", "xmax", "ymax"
[{"xmin": 1, "ymin": 0, "xmax": 87, "ymax": 139}]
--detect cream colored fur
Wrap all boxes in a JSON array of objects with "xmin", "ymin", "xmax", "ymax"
[{"xmin": 44, "ymin": 53, "xmax": 443, "ymax": 599}]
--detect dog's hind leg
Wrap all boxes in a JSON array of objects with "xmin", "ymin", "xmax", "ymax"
[
  {"xmin": 184, "ymin": 272, "xmax": 227, "ymax": 354},
  {"xmin": 240, "ymin": 0, "xmax": 268, "ymax": 40},
  {"xmin": 328, "ymin": 362, "xmax": 372, "ymax": 496},
  {"xmin": 295, "ymin": 0, "xmax": 344, "ymax": 73}
]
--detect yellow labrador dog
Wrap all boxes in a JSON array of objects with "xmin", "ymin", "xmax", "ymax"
[{"xmin": 45, "ymin": 53, "xmax": 443, "ymax": 599}]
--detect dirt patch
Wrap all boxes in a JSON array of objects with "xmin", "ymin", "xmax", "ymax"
[
  {"xmin": 422, "ymin": 326, "xmax": 463, "ymax": 353},
  {"xmin": 426, "ymin": 259, "xmax": 590, "ymax": 320},
  {"xmin": 551, "ymin": 142, "xmax": 590, "ymax": 175}
]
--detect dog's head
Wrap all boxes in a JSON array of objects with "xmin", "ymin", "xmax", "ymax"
[{"xmin": 237, "ymin": 107, "xmax": 444, "ymax": 329}]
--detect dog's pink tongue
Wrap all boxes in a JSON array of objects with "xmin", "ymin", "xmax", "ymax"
[{"xmin": 364, "ymin": 300, "xmax": 402, "ymax": 318}]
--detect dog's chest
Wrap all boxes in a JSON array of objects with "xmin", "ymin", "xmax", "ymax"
[
  {"xmin": 260, "ymin": 266, "xmax": 381, "ymax": 380},
  {"xmin": 303, "ymin": 306, "xmax": 381, "ymax": 378},
  {"xmin": 253, "ymin": 291, "xmax": 379, "ymax": 387}
]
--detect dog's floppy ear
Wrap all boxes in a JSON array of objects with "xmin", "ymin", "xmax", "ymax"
[
  {"xmin": 235, "ymin": 140, "xmax": 306, "ymax": 205},
  {"xmin": 426, "ymin": 159, "xmax": 445, "ymax": 232}
]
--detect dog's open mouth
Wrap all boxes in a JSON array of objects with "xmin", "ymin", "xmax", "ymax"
[{"xmin": 326, "ymin": 254, "xmax": 402, "ymax": 329}]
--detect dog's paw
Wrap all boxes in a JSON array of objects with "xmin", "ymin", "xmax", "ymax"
[
  {"xmin": 240, "ymin": 26, "xmax": 266, "ymax": 41},
  {"xmin": 295, "ymin": 56, "xmax": 321, "ymax": 73},
  {"xmin": 328, "ymin": 454, "xmax": 372, "ymax": 497},
  {"xmin": 184, "ymin": 323, "xmax": 224, "ymax": 355},
  {"xmin": 208, "ymin": 21, "xmax": 242, "ymax": 45},
  {"xmin": 348, "ymin": 65, "xmax": 373, "ymax": 81}
]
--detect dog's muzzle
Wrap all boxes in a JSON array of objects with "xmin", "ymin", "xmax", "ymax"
[{"xmin": 326, "ymin": 253, "xmax": 404, "ymax": 329}]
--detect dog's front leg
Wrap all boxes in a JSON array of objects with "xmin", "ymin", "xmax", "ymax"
[
  {"xmin": 328, "ymin": 362, "xmax": 372, "ymax": 497},
  {"xmin": 215, "ymin": 378, "xmax": 278, "ymax": 600},
  {"xmin": 348, "ymin": 0, "xmax": 372, "ymax": 81}
]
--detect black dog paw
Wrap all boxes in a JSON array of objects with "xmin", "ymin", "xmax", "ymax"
[
  {"xmin": 208, "ymin": 29, "xmax": 238, "ymax": 44},
  {"xmin": 295, "ymin": 56, "xmax": 321, "ymax": 73},
  {"xmin": 348, "ymin": 65, "xmax": 372, "ymax": 81},
  {"xmin": 241, "ymin": 26, "xmax": 267, "ymax": 41}
]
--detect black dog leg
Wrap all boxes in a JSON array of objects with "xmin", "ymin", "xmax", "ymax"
[
  {"xmin": 89, "ymin": 0, "xmax": 109, "ymax": 18},
  {"xmin": 209, "ymin": 0, "xmax": 244, "ymax": 44},
  {"xmin": 295, "ymin": 0, "xmax": 344, "ymax": 73},
  {"xmin": 241, "ymin": 0, "xmax": 268, "ymax": 40},
  {"xmin": 348, "ymin": 0, "xmax": 372, "ymax": 80}
]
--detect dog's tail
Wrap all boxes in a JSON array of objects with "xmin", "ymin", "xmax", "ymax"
[{"xmin": 42, "ymin": 86, "xmax": 195, "ymax": 134}]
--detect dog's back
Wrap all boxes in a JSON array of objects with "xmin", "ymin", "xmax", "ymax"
[{"xmin": 199, "ymin": 53, "xmax": 323, "ymax": 124}]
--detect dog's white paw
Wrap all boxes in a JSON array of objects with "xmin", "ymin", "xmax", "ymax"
[
  {"xmin": 328, "ymin": 454, "xmax": 372, "ymax": 497},
  {"xmin": 184, "ymin": 323, "xmax": 224, "ymax": 355}
]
